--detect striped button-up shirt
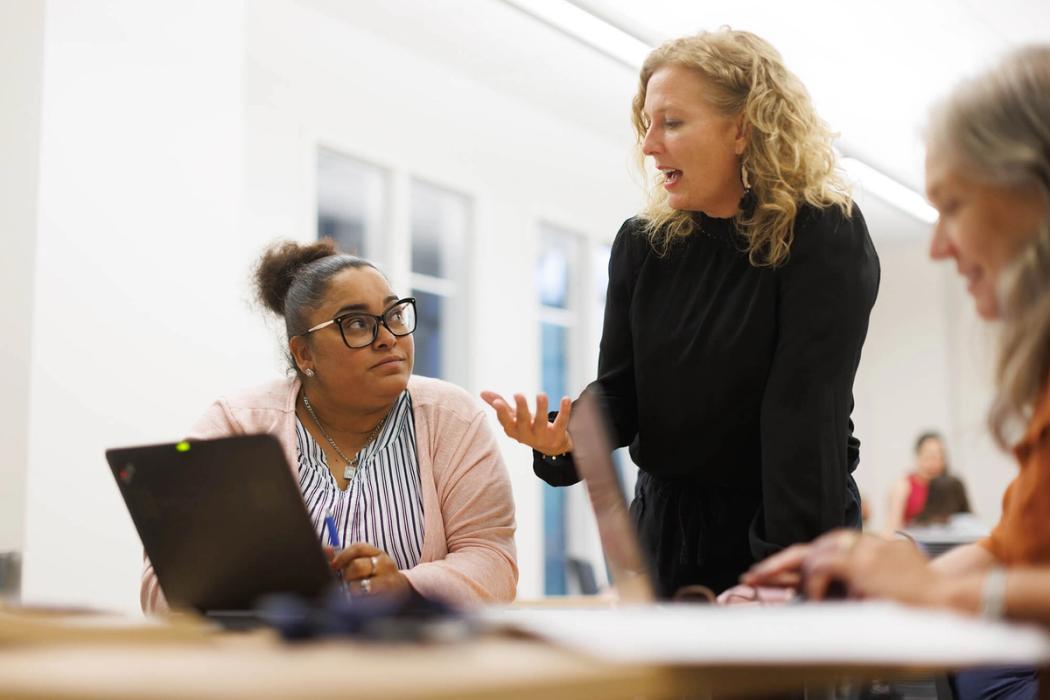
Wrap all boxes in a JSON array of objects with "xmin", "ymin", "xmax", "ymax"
[{"xmin": 295, "ymin": 390, "xmax": 424, "ymax": 570}]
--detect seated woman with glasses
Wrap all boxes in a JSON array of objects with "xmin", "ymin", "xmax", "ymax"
[{"xmin": 141, "ymin": 239, "xmax": 518, "ymax": 611}]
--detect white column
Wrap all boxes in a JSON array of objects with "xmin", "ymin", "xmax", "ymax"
[
  {"xmin": 23, "ymin": 0, "xmax": 252, "ymax": 612},
  {"xmin": 0, "ymin": 1, "xmax": 47, "ymax": 576}
]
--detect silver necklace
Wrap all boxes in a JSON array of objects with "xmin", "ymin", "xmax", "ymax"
[{"xmin": 301, "ymin": 393, "xmax": 387, "ymax": 481}]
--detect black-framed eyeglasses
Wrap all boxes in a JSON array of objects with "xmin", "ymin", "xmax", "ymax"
[{"xmin": 297, "ymin": 297, "xmax": 416, "ymax": 349}]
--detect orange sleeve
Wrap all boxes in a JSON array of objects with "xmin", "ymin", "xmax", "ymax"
[
  {"xmin": 980, "ymin": 477, "xmax": 1019, "ymax": 564},
  {"xmin": 985, "ymin": 383, "xmax": 1050, "ymax": 565}
]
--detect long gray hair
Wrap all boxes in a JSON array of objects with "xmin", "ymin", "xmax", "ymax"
[{"xmin": 928, "ymin": 45, "xmax": 1050, "ymax": 449}]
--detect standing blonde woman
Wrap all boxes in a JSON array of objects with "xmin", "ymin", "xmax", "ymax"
[
  {"xmin": 746, "ymin": 45, "xmax": 1050, "ymax": 700},
  {"xmin": 483, "ymin": 29, "xmax": 880, "ymax": 597}
]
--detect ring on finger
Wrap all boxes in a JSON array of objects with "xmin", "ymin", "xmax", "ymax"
[
  {"xmin": 838, "ymin": 531, "xmax": 861, "ymax": 554},
  {"xmin": 360, "ymin": 578, "xmax": 372, "ymax": 594},
  {"xmin": 369, "ymin": 555, "xmax": 379, "ymax": 577}
]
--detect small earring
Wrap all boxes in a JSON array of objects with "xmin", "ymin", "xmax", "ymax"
[
  {"xmin": 740, "ymin": 163, "xmax": 751, "ymax": 191},
  {"xmin": 303, "ymin": 368, "xmax": 316, "ymax": 377}
]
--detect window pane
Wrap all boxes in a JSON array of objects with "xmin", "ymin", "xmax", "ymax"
[
  {"xmin": 537, "ymin": 226, "xmax": 578, "ymax": 597},
  {"xmin": 540, "ymin": 321, "xmax": 569, "ymax": 595},
  {"xmin": 411, "ymin": 180, "xmax": 467, "ymax": 278},
  {"xmin": 590, "ymin": 243, "xmax": 612, "ymax": 360},
  {"xmin": 317, "ymin": 149, "xmax": 385, "ymax": 258},
  {"xmin": 318, "ymin": 215, "xmax": 364, "ymax": 256},
  {"xmin": 537, "ymin": 227, "xmax": 574, "ymax": 309},
  {"xmin": 540, "ymin": 323, "xmax": 568, "ymax": 400},
  {"xmin": 411, "ymin": 290, "xmax": 444, "ymax": 379},
  {"xmin": 543, "ymin": 486, "xmax": 567, "ymax": 595},
  {"xmin": 593, "ymin": 244, "xmax": 611, "ymax": 308}
]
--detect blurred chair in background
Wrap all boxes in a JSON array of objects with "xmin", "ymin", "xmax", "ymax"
[
  {"xmin": 906, "ymin": 474, "xmax": 987, "ymax": 558},
  {"xmin": 565, "ymin": 558, "xmax": 599, "ymax": 596}
]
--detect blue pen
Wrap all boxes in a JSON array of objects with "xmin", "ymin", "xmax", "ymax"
[{"xmin": 323, "ymin": 510, "xmax": 340, "ymax": 549}]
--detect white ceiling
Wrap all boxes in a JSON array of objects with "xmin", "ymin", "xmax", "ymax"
[
  {"xmin": 298, "ymin": 0, "xmax": 638, "ymax": 145},
  {"xmin": 298, "ymin": 0, "xmax": 1048, "ymax": 234},
  {"xmin": 575, "ymin": 0, "xmax": 1050, "ymax": 191}
]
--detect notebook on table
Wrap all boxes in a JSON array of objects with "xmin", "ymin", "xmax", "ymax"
[{"xmin": 106, "ymin": 434, "xmax": 336, "ymax": 621}]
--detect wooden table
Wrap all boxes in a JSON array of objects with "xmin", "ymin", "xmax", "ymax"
[{"xmin": 0, "ymin": 605, "xmax": 1035, "ymax": 700}]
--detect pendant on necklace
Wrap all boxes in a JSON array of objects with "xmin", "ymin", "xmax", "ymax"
[{"xmin": 343, "ymin": 457, "xmax": 360, "ymax": 481}]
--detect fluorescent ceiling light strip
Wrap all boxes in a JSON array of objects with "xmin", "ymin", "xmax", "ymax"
[
  {"xmin": 502, "ymin": 0, "xmax": 650, "ymax": 69},
  {"xmin": 499, "ymin": 3, "xmax": 934, "ymax": 226},
  {"xmin": 841, "ymin": 157, "xmax": 938, "ymax": 224}
]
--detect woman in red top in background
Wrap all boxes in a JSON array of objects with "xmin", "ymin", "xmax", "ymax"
[{"xmin": 883, "ymin": 431, "xmax": 948, "ymax": 537}]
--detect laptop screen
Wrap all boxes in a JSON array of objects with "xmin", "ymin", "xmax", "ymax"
[
  {"xmin": 107, "ymin": 434, "xmax": 335, "ymax": 612},
  {"xmin": 568, "ymin": 389, "xmax": 655, "ymax": 604}
]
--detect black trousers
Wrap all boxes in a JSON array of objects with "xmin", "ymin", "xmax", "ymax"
[{"xmin": 630, "ymin": 471, "xmax": 761, "ymax": 599}]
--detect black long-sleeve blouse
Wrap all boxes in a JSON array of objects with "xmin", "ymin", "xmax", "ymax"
[{"xmin": 535, "ymin": 204, "xmax": 880, "ymax": 560}]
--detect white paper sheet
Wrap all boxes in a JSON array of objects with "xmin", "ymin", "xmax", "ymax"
[{"xmin": 483, "ymin": 601, "xmax": 1050, "ymax": 667}]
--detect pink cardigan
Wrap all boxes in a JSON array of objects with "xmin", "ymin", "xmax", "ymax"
[{"xmin": 141, "ymin": 375, "xmax": 518, "ymax": 611}]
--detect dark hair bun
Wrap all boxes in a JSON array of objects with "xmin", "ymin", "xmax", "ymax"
[{"xmin": 255, "ymin": 239, "xmax": 338, "ymax": 315}]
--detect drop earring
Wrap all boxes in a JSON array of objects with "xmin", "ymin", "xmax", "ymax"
[{"xmin": 739, "ymin": 161, "xmax": 756, "ymax": 213}]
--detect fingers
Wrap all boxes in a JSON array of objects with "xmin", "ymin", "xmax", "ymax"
[
  {"xmin": 550, "ymin": 397, "xmax": 572, "ymax": 447},
  {"xmin": 513, "ymin": 394, "xmax": 533, "ymax": 436},
  {"xmin": 332, "ymin": 549, "xmax": 394, "ymax": 584},
  {"xmin": 338, "ymin": 557, "xmax": 378, "ymax": 582},
  {"xmin": 799, "ymin": 534, "xmax": 863, "ymax": 600},
  {"xmin": 717, "ymin": 584, "xmax": 757, "ymax": 606},
  {"xmin": 754, "ymin": 586, "xmax": 797, "ymax": 604},
  {"xmin": 330, "ymin": 542, "xmax": 382, "ymax": 571},
  {"xmin": 481, "ymin": 390, "xmax": 573, "ymax": 453},
  {"xmin": 742, "ymin": 543, "xmax": 809, "ymax": 586},
  {"xmin": 551, "ymin": 397, "xmax": 572, "ymax": 428},
  {"xmin": 480, "ymin": 391, "xmax": 511, "ymax": 421},
  {"xmin": 716, "ymin": 584, "xmax": 797, "ymax": 606},
  {"xmin": 533, "ymin": 394, "xmax": 549, "ymax": 433},
  {"xmin": 801, "ymin": 553, "xmax": 851, "ymax": 600},
  {"xmin": 481, "ymin": 392, "xmax": 518, "ymax": 436},
  {"xmin": 348, "ymin": 570, "xmax": 408, "ymax": 598},
  {"xmin": 747, "ymin": 570, "xmax": 801, "ymax": 589}
]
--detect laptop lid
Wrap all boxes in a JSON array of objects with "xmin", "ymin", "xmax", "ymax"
[
  {"xmin": 106, "ymin": 434, "xmax": 335, "ymax": 613},
  {"xmin": 567, "ymin": 389, "xmax": 655, "ymax": 604}
]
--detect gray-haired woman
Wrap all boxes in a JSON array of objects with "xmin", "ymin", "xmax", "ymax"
[{"xmin": 746, "ymin": 45, "xmax": 1050, "ymax": 700}]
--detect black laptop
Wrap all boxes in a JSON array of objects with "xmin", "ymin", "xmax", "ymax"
[{"xmin": 106, "ymin": 434, "xmax": 336, "ymax": 617}]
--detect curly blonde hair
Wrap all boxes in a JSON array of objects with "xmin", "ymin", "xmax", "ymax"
[{"xmin": 631, "ymin": 29, "xmax": 852, "ymax": 266}]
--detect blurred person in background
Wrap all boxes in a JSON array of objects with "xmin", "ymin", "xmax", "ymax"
[
  {"xmin": 883, "ymin": 431, "xmax": 950, "ymax": 537},
  {"xmin": 142, "ymin": 240, "xmax": 517, "ymax": 612},
  {"xmin": 746, "ymin": 45, "xmax": 1050, "ymax": 700},
  {"xmin": 483, "ymin": 28, "xmax": 879, "ymax": 598}
]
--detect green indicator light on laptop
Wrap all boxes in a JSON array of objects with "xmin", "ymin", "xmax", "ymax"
[{"xmin": 175, "ymin": 441, "xmax": 191, "ymax": 453}]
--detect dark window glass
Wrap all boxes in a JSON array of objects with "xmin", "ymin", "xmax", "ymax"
[{"xmin": 411, "ymin": 290, "xmax": 444, "ymax": 379}]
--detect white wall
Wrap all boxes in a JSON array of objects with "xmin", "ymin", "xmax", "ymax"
[
  {"xmin": 852, "ymin": 232, "xmax": 953, "ymax": 529},
  {"xmin": 22, "ymin": 0, "xmax": 254, "ymax": 612},
  {"xmin": 942, "ymin": 272, "xmax": 1016, "ymax": 527},
  {"xmin": 15, "ymin": 0, "xmax": 1022, "ymax": 612},
  {"xmin": 0, "ymin": 0, "xmax": 46, "ymax": 559},
  {"xmin": 851, "ymin": 204, "xmax": 1014, "ymax": 533}
]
